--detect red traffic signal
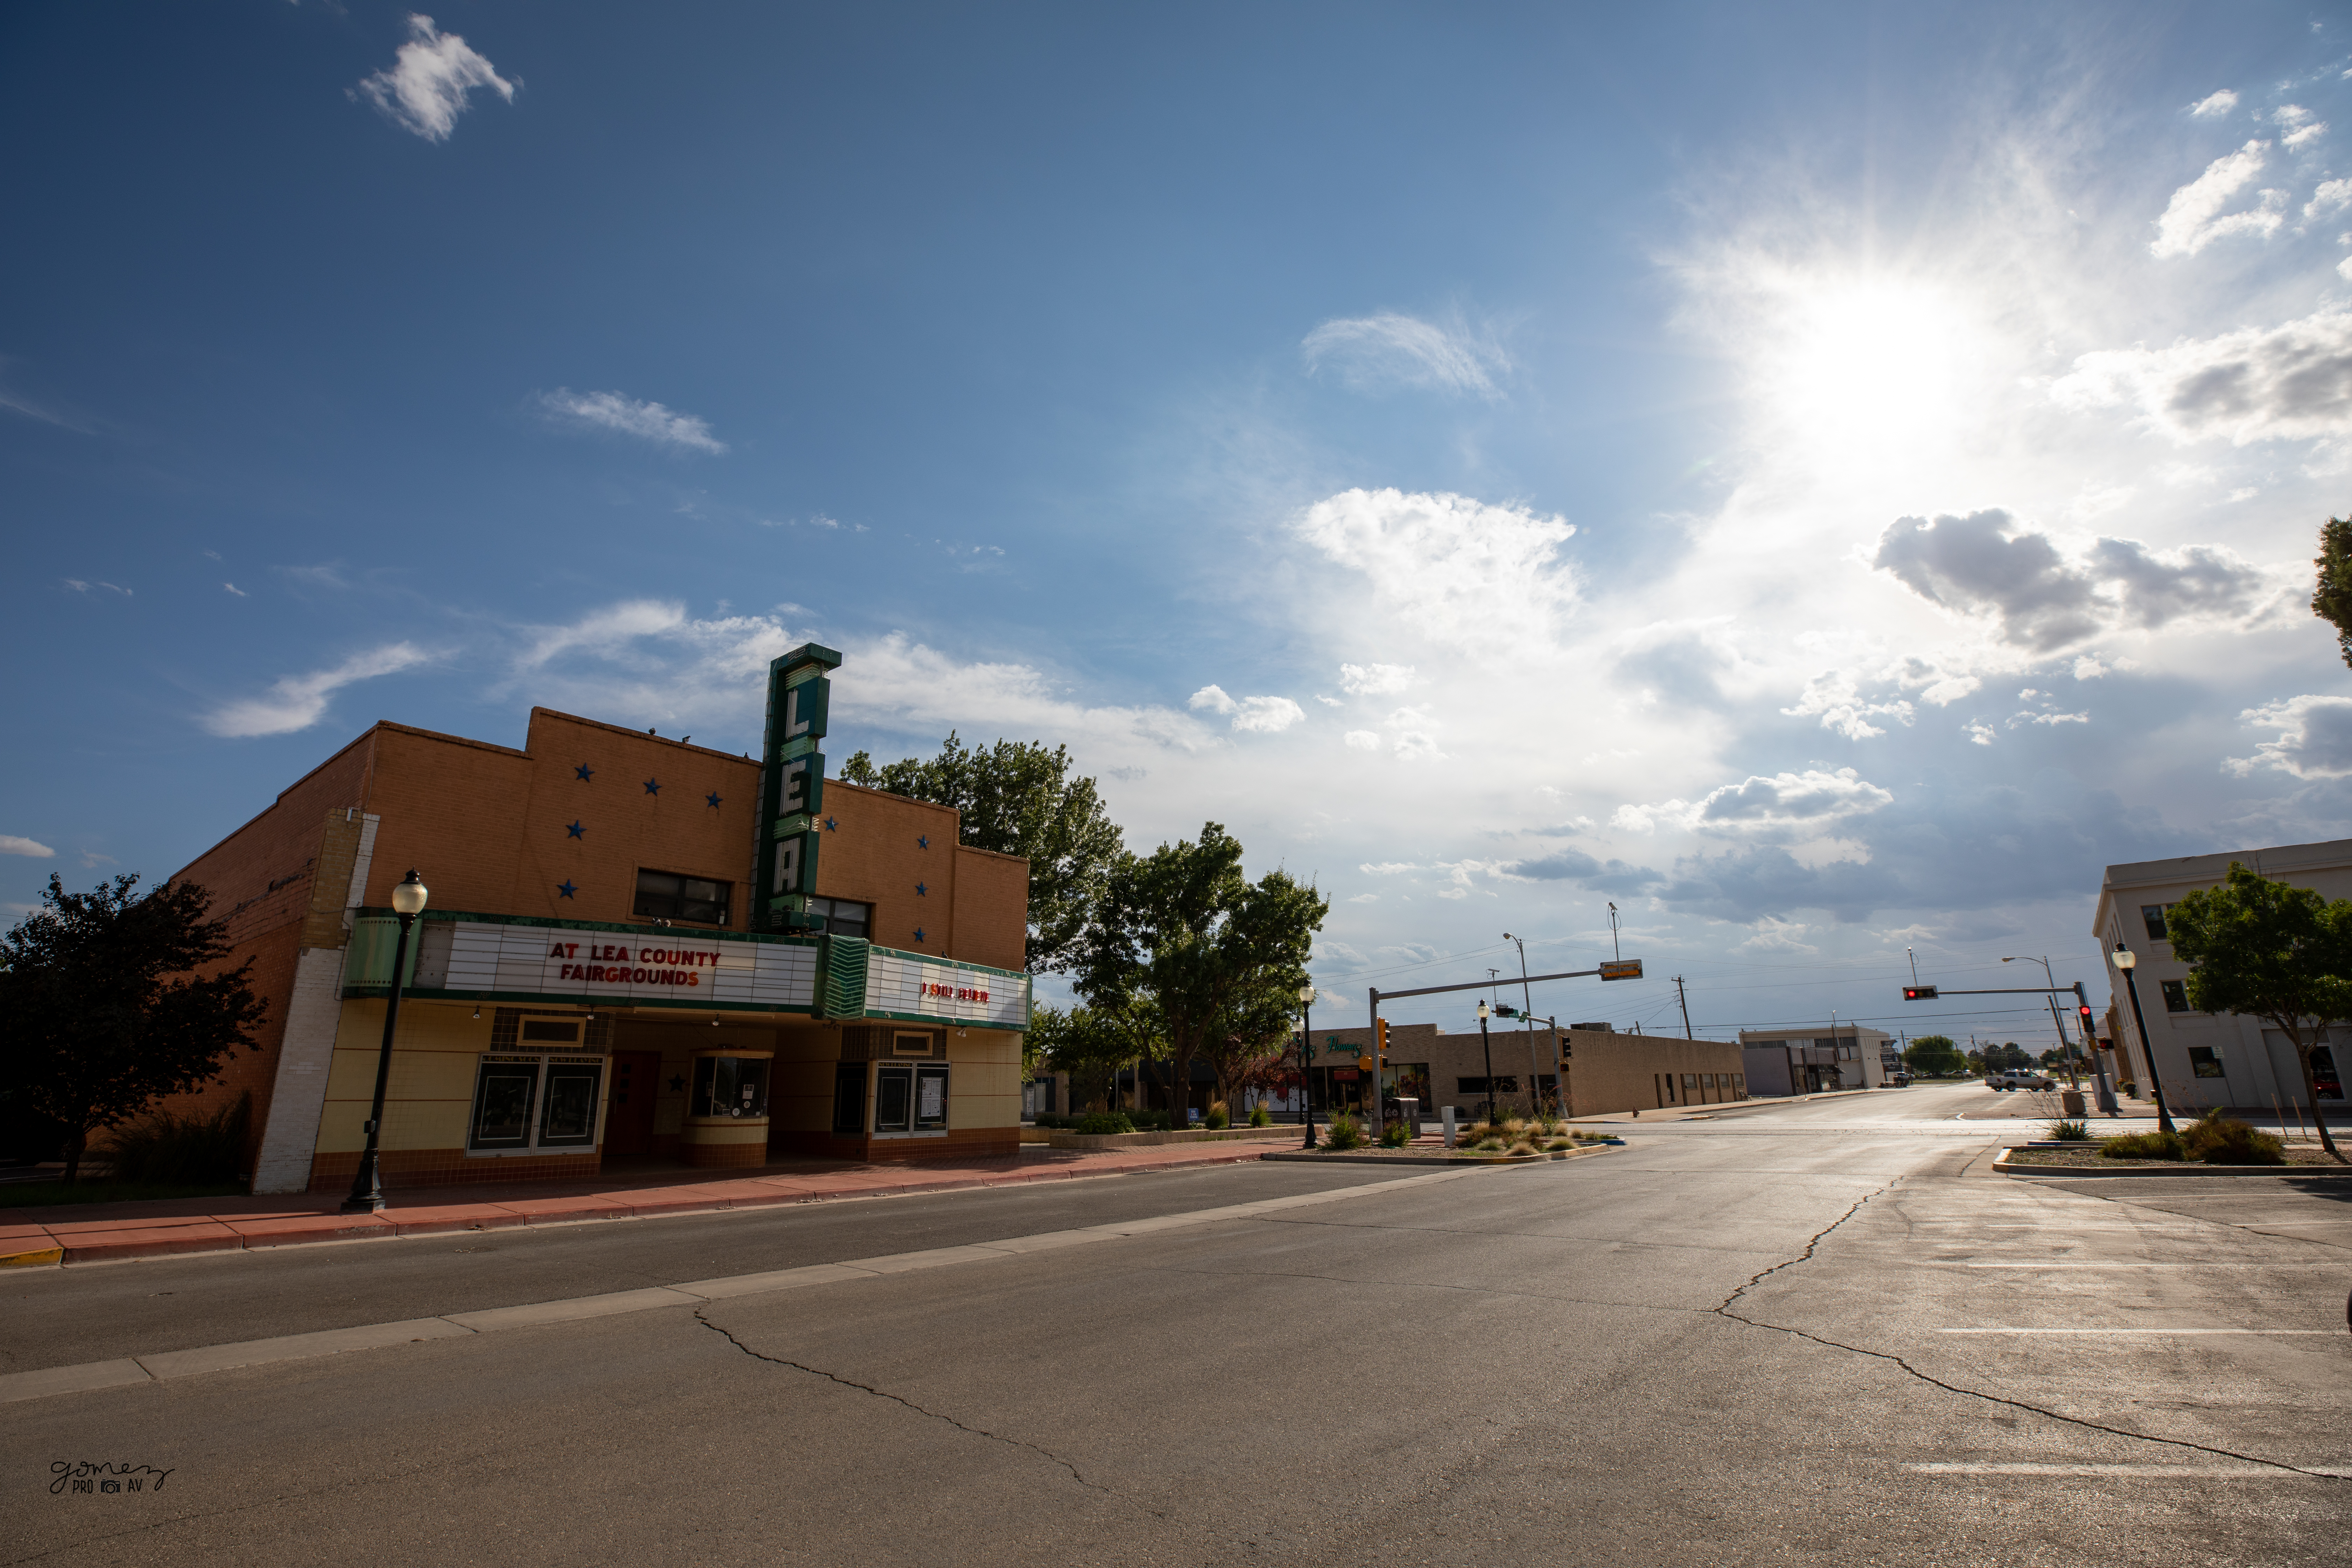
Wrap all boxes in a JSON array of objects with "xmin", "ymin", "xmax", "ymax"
[
  {"xmin": 2078, "ymin": 1004, "xmax": 2094, "ymax": 1020},
  {"xmin": 1902, "ymin": 985, "xmax": 1937, "ymax": 1000}
]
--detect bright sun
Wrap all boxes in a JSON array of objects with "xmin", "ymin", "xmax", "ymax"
[{"xmin": 1766, "ymin": 278, "xmax": 1976, "ymax": 460}]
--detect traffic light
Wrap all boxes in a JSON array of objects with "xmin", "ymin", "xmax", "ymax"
[
  {"xmin": 1375, "ymin": 1018, "xmax": 1390, "ymax": 1056},
  {"xmin": 1902, "ymin": 985, "xmax": 1938, "ymax": 1001}
]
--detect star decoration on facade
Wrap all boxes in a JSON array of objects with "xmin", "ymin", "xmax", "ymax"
[
  {"xmin": 668, "ymin": 1075, "xmax": 685, "ymax": 1091},
  {"xmin": 706, "ymin": 791, "xmax": 722, "ymax": 809},
  {"xmin": 643, "ymin": 778, "xmax": 661, "ymax": 795},
  {"xmin": 566, "ymin": 820, "xmax": 585, "ymax": 839},
  {"xmin": 912, "ymin": 927, "xmax": 925, "ymax": 943},
  {"xmin": 575, "ymin": 763, "xmax": 594, "ymax": 782},
  {"xmin": 915, "ymin": 882, "xmax": 927, "ymax": 897},
  {"xmin": 556, "ymin": 880, "xmax": 578, "ymax": 899},
  {"xmin": 822, "ymin": 816, "xmax": 837, "ymax": 832},
  {"xmin": 917, "ymin": 834, "xmax": 930, "ymax": 849}
]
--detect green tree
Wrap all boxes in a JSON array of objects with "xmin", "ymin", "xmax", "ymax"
[
  {"xmin": 0, "ymin": 875, "xmax": 267, "ymax": 1182},
  {"xmin": 1073, "ymin": 822, "xmax": 1326, "ymax": 1129},
  {"xmin": 839, "ymin": 732, "xmax": 1125, "ymax": 973},
  {"xmin": 1024, "ymin": 999, "xmax": 1160, "ymax": 1113},
  {"xmin": 1195, "ymin": 980, "xmax": 1304, "ymax": 1116},
  {"xmin": 1904, "ymin": 1035, "xmax": 1965, "ymax": 1076},
  {"xmin": 2165, "ymin": 862, "xmax": 2351, "ymax": 1162},
  {"xmin": 2312, "ymin": 514, "xmax": 2352, "ymax": 669}
]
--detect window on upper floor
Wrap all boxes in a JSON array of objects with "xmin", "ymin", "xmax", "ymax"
[
  {"xmin": 2141, "ymin": 903, "xmax": 2174, "ymax": 941},
  {"xmin": 804, "ymin": 896, "xmax": 871, "ymax": 940},
  {"xmin": 635, "ymin": 869, "xmax": 729, "ymax": 926},
  {"xmin": 2160, "ymin": 980, "xmax": 2190, "ymax": 1013}
]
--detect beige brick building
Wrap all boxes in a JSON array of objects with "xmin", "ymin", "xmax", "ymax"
[
  {"xmin": 1268, "ymin": 1020, "xmax": 1748, "ymax": 1121},
  {"xmin": 166, "ymin": 657, "xmax": 1030, "ymax": 1194}
]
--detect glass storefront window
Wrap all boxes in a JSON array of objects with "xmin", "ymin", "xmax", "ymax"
[
  {"xmin": 915, "ymin": 1065, "xmax": 949, "ymax": 1130},
  {"xmin": 875, "ymin": 1065, "xmax": 914, "ymax": 1132},
  {"xmin": 469, "ymin": 1054, "xmax": 604, "ymax": 1153},
  {"xmin": 692, "ymin": 1055, "xmax": 770, "ymax": 1118},
  {"xmin": 832, "ymin": 1063, "xmax": 867, "ymax": 1134}
]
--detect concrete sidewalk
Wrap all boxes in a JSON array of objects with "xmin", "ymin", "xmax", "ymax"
[{"xmin": 0, "ymin": 1139, "xmax": 1292, "ymax": 1269}]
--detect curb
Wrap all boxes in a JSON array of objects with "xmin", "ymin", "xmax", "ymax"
[
  {"xmin": 8, "ymin": 1143, "xmax": 1291, "ymax": 1268},
  {"xmin": 1260, "ymin": 1142, "xmax": 1617, "ymax": 1168},
  {"xmin": 1991, "ymin": 1146, "xmax": 2352, "ymax": 1178}
]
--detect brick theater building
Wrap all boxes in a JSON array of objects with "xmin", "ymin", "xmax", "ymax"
[{"xmin": 168, "ymin": 644, "xmax": 1032, "ymax": 1194}]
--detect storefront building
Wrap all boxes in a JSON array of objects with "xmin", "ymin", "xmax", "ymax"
[
  {"xmin": 169, "ymin": 645, "xmax": 1032, "ymax": 1193},
  {"xmin": 1738, "ymin": 1027, "xmax": 1891, "ymax": 1096},
  {"xmin": 2095, "ymin": 839, "xmax": 2349, "ymax": 1114},
  {"xmin": 1254, "ymin": 1021, "xmax": 1746, "ymax": 1120}
]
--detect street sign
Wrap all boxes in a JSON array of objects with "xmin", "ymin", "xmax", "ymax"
[
  {"xmin": 1902, "ymin": 985, "xmax": 1938, "ymax": 1000},
  {"xmin": 1598, "ymin": 960, "xmax": 1643, "ymax": 982},
  {"xmin": 1357, "ymin": 1056, "xmax": 1374, "ymax": 1071}
]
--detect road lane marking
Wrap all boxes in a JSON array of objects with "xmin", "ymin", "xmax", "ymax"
[
  {"xmin": 0, "ymin": 1164, "xmax": 1491, "ymax": 1404},
  {"xmin": 1937, "ymin": 1328, "xmax": 2340, "ymax": 1335},
  {"xmin": 1952, "ymin": 1262, "xmax": 2344, "ymax": 1269},
  {"xmin": 1907, "ymin": 1462, "xmax": 2348, "ymax": 1478},
  {"xmin": 1928, "ymin": 1335, "xmax": 2333, "ymax": 1344}
]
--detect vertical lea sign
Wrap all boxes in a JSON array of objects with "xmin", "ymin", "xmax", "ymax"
[{"xmin": 754, "ymin": 642, "xmax": 842, "ymax": 931}]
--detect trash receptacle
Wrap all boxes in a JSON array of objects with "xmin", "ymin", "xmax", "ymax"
[
  {"xmin": 1392, "ymin": 1097, "xmax": 1420, "ymax": 1138},
  {"xmin": 2060, "ymin": 1088, "xmax": 2087, "ymax": 1118}
]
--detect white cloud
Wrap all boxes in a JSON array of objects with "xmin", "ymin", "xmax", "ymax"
[
  {"xmin": 1295, "ymin": 489, "xmax": 1577, "ymax": 659},
  {"xmin": 352, "ymin": 14, "xmax": 516, "ymax": 143},
  {"xmin": 1393, "ymin": 732, "xmax": 1445, "ymax": 762},
  {"xmin": 1782, "ymin": 670, "xmax": 1914, "ymax": 739},
  {"xmin": 2188, "ymin": 90, "xmax": 2239, "ymax": 120},
  {"xmin": 1188, "ymin": 684, "xmax": 1238, "ymax": 715},
  {"xmin": 1624, "ymin": 768, "xmax": 1895, "ymax": 841},
  {"xmin": 1737, "ymin": 917, "xmax": 1819, "ymax": 955},
  {"xmin": 536, "ymin": 389, "xmax": 726, "ymax": 454},
  {"xmin": 64, "ymin": 579, "xmax": 129, "ymax": 596},
  {"xmin": 2053, "ymin": 306, "xmax": 2352, "ymax": 446},
  {"xmin": 2149, "ymin": 140, "xmax": 2283, "ymax": 258},
  {"xmin": 0, "ymin": 835, "xmax": 56, "ymax": 858},
  {"xmin": 1344, "ymin": 730, "xmax": 1381, "ymax": 751},
  {"xmin": 2228, "ymin": 694, "xmax": 2352, "ymax": 778},
  {"xmin": 1347, "ymin": 892, "xmax": 1379, "ymax": 903},
  {"xmin": 2072, "ymin": 656, "xmax": 2108, "ymax": 679},
  {"xmin": 202, "ymin": 643, "xmax": 434, "ymax": 738},
  {"xmin": 2009, "ymin": 709, "xmax": 2089, "ymax": 728},
  {"xmin": 1338, "ymin": 662, "xmax": 1415, "ymax": 696},
  {"xmin": 1300, "ymin": 313, "xmax": 1509, "ymax": 397},
  {"xmin": 1874, "ymin": 509, "xmax": 2278, "ymax": 651},
  {"xmin": 1964, "ymin": 722, "xmax": 1996, "ymax": 746},
  {"xmin": 1231, "ymin": 696, "xmax": 1305, "ymax": 733},
  {"xmin": 2275, "ymin": 105, "xmax": 2326, "ymax": 149},
  {"xmin": 224, "ymin": 582, "xmax": 246, "ymax": 597},
  {"xmin": 2309, "ymin": 178, "xmax": 2352, "ymax": 220}
]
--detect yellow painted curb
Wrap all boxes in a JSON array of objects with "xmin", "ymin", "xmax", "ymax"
[{"xmin": 1, "ymin": 1247, "xmax": 65, "ymax": 1269}]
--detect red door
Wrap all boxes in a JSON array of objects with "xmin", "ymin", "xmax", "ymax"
[{"xmin": 606, "ymin": 1051, "xmax": 662, "ymax": 1155}]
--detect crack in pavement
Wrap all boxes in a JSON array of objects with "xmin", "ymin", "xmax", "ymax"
[
  {"xmin": 692, "ymin": 1308, "xmax": 1108, "ymax": 1492},
  {"xmin": 1711, "ymin": 1182, "xmax": 2348, "ymax": 1483}
]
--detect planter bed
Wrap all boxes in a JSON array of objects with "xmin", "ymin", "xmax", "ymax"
[
  {"xmin": 1045, "ymin": 1124, "xmax": 1307, "ymax": 1152},
  {"xmin": 1261, "ymin": 1142, "xmax": 1617, "ymax": 1167},
  {"xmin": 1995, "ymin": 1144, "xmax": 2351, "ymax": 1175}
]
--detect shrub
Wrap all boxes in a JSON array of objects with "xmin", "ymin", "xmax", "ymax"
[
  {"xmin": 1323, "ymin": 1111, "xmax": 1364, "ymax": 1151},
  {"xmin": 2101, "ymin": 1129, "xmax": 2186, "ymax": 1161},
  {"xmin": 97, "ymin": 1094, "xmax": 250, "ymax": 1186},
  {"xmin": 1379, "ymin": 1117, "xmax": 1410, "ymax": 1148},
  {"xmin": 2182, "ymin": 1110, "xmax": 2286, "ymax": 1166},
  {"xmin": 1205, "ymin": 1103, "xmax": 1230, "ymax": 1130},
  {"xmin": 1543, "ymin": 1138, "xmax": 1572, "ymax": 1152},
  {"xmin": 1248, "ymin": 1102, "xmax": 1272, "ymax": 1128},
  {"xmin": 1074, "ymin": 1111, "xmax": 1136, "ymax": 1135},
  {"xmin": 2046, "ymin": 1119, "xmax": 2092, "ymax": 1142}
]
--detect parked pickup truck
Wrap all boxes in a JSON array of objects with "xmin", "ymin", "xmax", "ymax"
[{"xmin": 1986, "ymin": 1070, "xmax": 2056, "ymax": 1092}]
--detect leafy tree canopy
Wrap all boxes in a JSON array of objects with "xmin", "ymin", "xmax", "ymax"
[
  {"xmin": 0, "ymin": 875, "xmax": 266, "ymax": 1181},
  {"xmin": 2313, "ymin": 515, "xmax": 2352, "ymax": 670},
  {"xmin": 839, "ymin": 732, "xmax": 1124, "ymax": 973},
  {"xmin": 1073, "ymin": 822, "xmax": 1326, "ymax": 1115},
  {"xmin": 2166, "ymin": 861, "xmax": 2352, "ymax": 1159},
  {"xmin": 1903, "ymin": 1035, "xmax": 1967, "ymax": 1075},
  {"xmin": 1025, "ymin": 997, "xmax": 1163, "ymax": 1112}
]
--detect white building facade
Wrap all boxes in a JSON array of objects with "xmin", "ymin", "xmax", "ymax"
[
  {"xmin": 2093, "ymin": 839, "xmax": 2350, "ymax": 1115},
  {"xmin": 1738, "ymin": 1026, "xmax": 1890, "ymax": 1096}
]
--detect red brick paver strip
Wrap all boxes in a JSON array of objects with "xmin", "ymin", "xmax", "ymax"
[{"xmin": 5, "ymin": 1138, "xmax": 1288, "ymax": 1266}]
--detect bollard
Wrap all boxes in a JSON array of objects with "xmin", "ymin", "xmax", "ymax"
[{"xmin": 1441, "ymin": 1106, "xmax": 1456, "ymax": 1149}]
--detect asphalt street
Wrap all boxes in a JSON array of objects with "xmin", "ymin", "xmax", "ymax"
[{"xmin": 7, "ymin": 1080, "xmax": 2349, "ymax": 1566}]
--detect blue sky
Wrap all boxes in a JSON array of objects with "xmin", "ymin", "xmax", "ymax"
[{"xmin": 7, "ymin": 2, "xmax": 2352, "ymax": 1047}]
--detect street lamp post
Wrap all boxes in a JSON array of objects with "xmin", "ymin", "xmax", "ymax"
[
  {"xmin": 344, "ymin": 868, "xmax": 428, "ymax": 1214},
  {"xmin": 2111, "ymin": 942, "xmax": 2176, "ymax": 1135},
  {"xmin": 1297, "ymin": 982, "xmax": 1317, "ymax": 1148},
  {"xmin": 1477, "ymin": 999, "xmax": 1496, "ymax": 1124}
]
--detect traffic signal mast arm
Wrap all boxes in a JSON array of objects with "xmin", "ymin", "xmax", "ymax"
[{"xmin": 1373, "ymin": 964, "xmax": 1632, "ymax": 1004}]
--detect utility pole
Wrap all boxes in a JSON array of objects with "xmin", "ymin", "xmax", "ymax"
[
  {"xmin": 1607, "ymin": 902, "xmax": 1621, "ymax": 962},
  {"xmin": 1506, "ymin": 934, "xmax": 1543, "ymax": 1115},
  {"xmin": 1673, "ymin": 975, "xmax": 1694, "ymax": 1040}
]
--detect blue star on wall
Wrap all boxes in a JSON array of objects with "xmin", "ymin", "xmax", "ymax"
[
  {"xmin": 706, "ymin": 791, "xmax": 722, "ymax": 809},
  {"xmin": 916, "ymin": 834, "xmax": 929, "ymax": 849},
  {"xmin": 575, "ymin": 763, "xmax": 594, "ymax": 782},
  {"xmin": 915, "ymin": 882, "xmax": 927, "ymax": 897},
  {"xmin": 556, "ymin": 880, "xmax": 578, "ymax": 899},
  {"xmin": 566, "ymin": 820, "xmax": 585, "ymax": 839},
  {"xmin": 911, "ymin": 927, "xmax": 925, "ymax": 943},
  {"xmin": 643, "ymin": 778, "xmax": 661, "ymax": 795},
  {"xmin": 822, "ymin": 816, "xmax": 837, "ymax": 832}
]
